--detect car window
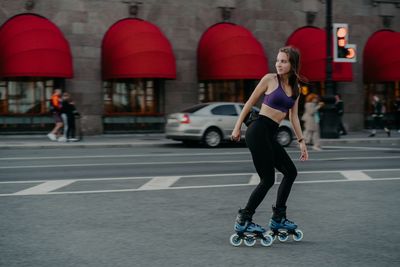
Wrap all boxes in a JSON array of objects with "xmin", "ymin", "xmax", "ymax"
[
  {"xmin": 181, "ymin": 103, "xmax": 209, "ymax": 113},
  {"xmin": 239, "ymin": 105, "xmax": 260, "ymax": 113},
  {"xmin": 211, "ymin": 105, "xmax": 238, "ymax": 116}
]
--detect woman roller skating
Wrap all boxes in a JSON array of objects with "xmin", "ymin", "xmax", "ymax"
[{"xmin": 230, "ymin": 46, "xmax": 309, "ymax": 247}]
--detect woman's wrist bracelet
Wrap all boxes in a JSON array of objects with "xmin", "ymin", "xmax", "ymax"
[{"xmin": 297, "ymin": 138, "xmax": 304, "ymax": 143}]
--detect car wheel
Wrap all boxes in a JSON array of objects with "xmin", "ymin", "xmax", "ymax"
[
  {"xmin": 276, "ymin": 127, "xmax": 292, "ymax": 147},
  {"xmin": 203, "ymin": 128, "xmax": 222, "ymax": 148}
]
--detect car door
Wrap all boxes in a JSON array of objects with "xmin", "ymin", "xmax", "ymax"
[{"xmin": 210, "ymin": 104, "xmax": 238, "ymax": 139}]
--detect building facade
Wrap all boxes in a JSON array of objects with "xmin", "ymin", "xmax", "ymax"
[{"xmin": 0, "ymin": 0, "xmax": 399, "ymax": 134}]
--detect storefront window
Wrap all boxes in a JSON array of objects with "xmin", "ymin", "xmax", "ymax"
[
  {"xmin": 103, "ymin": 79, "xmax": 164, "ymax": 115},
  {"xmin": 0, "ymin": 80, "xmax": 54, "ymax": 115},
  {"xmin": 198, "ymin": 80, "xmax": 257, "ymax": 103}
]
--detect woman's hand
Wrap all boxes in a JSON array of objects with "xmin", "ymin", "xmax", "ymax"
[
  {"xmin": 231, "ymin": 127, "xmax": 241, "ymax": 142},
  {"xmin": 299, "ymin": 142, "xmax": 308, "ymax": 161}
]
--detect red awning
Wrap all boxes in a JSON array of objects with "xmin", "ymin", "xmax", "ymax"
[
  {"xmin": 198, "ymin": 22, "xmax": 268, "ymax": 80},
  {"xmin": 102, "ymin": 18, "xmax": 176, "ymax": 80},
  {"xmin": 0, "ymin": 14, "xmax": 73, "ymax": 78},
  {"xmin": 286, "ymin": 26, "xmax": 352, "ymax": 82},
  {"xmin": 363, "ymin": 30, "xmax": 400, "ymax": 83}
]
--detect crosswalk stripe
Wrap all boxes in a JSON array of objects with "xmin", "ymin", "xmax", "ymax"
[
  {"xmin": 248, "ymin": 174, "xmax": 260, "ymax": 185},
  {"xmin": 0, "ymin": 177, "xmax": 397, "ymax": 197},
  {"xmin": 1, "ymin": 169, "xmax": 400, "ymax": 197},
  {"xmin": 138, "ymin": 176, "xmax": 180, "ymax": 190},
  {"xmin": 341, "ymin": 171, "xmax": 373, "ymax": 181},
  {"xmin": 13, "ymin": 180, "xmax": 75, "ymax": 195}
]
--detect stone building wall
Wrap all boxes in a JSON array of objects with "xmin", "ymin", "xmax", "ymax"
[{"xmin": 0, "ymin": 0, "xmax": 399, "ymax": 133}]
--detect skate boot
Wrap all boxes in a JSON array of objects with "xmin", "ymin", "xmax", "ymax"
[
  {"xmin": 229, "ymin": 209, "xmax": 273, "ymax": 247},
  {"xmin": 267, "ymin": 206, "xmax": 303, "ymax": 242}
]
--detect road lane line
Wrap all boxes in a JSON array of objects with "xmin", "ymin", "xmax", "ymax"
[
  {"xmin": 341, "ymin": 171, "xmax": 372, "ymax": 181},
  {"xmin": 2, "ymin": 168, "xmax": 400, "ymax": 184},
  {"xmin": 138, "ymin": 176, "xmax": 181, "ymax": 190},
  {"xmin": 13, "ymin": 180, "xmax": 75, "ymax": 195},
  {"xmin": 2, "ymin": 147, "xmax": 397, "ymax": 161},
  {"xmin": 248, "ymin": 174, "xmax": 260, "ymax": 185},
  {"xmin": 1, "ymin": 177, "xmax": 399, "ymax": 197},
  {"xmin": 1, "ymin": 156, "xmax": 400, "ymax": 169},
  {"xmin": 0, "ymin": 152, "xmax": 249, "ymax": 161},
  {"xmin": 323, "ymin": 146, "xmax": 400, "ymax": 151},
  {"xmin": 0, "ymin": 160, "xmax": 251, "ymax": 169},
  {"xmin": 248, "ymin": 174, "xmax": 279, "ymax": 185}
]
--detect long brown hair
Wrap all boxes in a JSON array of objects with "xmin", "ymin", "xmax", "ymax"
[{"xmin": 279, "ymin": 46, "xmax": 301, "ymax": 99}]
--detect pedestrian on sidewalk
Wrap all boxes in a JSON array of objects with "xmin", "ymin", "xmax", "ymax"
[
  {"xmin": 47, "ymin": 89, "xmax": 63, "ymax": 141},
  {"xmin": 394, "ymin": 96, "xmax": 400, "ymax": 133},
  {"xmin": 335, "ymin": 93, "xmax": 347, "ymax": 135},
  {"xmin": 302, "ymin": 93, "xmax": 323, "ymax": 151},
  {"xmin": 60, "ymin": 92, "xmax": 79, "ymax": 142},
  {"xmin": 230, "ymin": 46, "xmax": 308, "ymax": 241},
  {"xmin": 369, "ymin": 94, "xmax": 390, "ymax": 137}
]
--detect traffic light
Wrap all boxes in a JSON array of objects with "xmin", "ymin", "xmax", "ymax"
[{"xmin": 333, "ymin": 23, "xmax": 357, "ymax": 62}]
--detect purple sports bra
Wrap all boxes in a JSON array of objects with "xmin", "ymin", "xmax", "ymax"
[{"xmin": 262, "ymin": 75, "xmax": 295, "ymax": 113}]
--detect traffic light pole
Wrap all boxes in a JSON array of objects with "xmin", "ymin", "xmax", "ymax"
[
  {"xmin": 326, "ymin": 0, "xmax": 333, "ymax": 89},
  {"xmin": 320, "ymin": 0, "xmax": 340, "ymax": 138}
]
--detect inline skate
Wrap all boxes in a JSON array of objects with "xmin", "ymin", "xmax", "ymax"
[
  {"xmin": 267, "ymin": 206, "xmax": 303, "ymax": 242},
  {"xmin": 229, "ymin": 209, "xmax": 274, "ymax": 247}
]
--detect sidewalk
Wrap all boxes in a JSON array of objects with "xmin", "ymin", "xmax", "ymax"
[{"xmin": 0, "ymin": 130, "xmax": 399, "ymax": 149}]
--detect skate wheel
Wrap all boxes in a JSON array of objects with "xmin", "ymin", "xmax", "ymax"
[
  {"xmin": 278, "ymin": 232, "xmax": 289, "ymax": 242},
  {"xmin": 244, "ymin": 235, "xmax": 257, "ymax": 247},
  {"xmin": 266, "ymin": 230, "xmax": 276, "ymax": 241},
  {"xmin": 293, "ymin": 229, "xmax": 303, "ymax": 241},
  {"xmin": 229, "ymin": 234, "xmax": 242, "ymax": 247},
  {"xmin": 260, "ymin": 234, "xmax": 273, "ymax": 247}
]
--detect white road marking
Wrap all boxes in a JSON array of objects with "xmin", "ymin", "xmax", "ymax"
[
  {"xmin": 2, "ymin": 168, "xmax": 400, "ymax": 184},
  {"xmin": 0, "ymin": 168, "xmax": 400, "ymax": 184},
  {"xmin": 323, "ymin": 146, "xmax": 400, "ymax": 151},
  {"xmin": 341, "ymin": 171, "xmax": 373, "ymax": 181},
  {"xmin": 248, "ymin": 174, "xmax": 260, "ymax": 185},
  {"xmin": 0, "ymin": 177, "xmax": 398, "ymax": 197},
  {"xmin": 13, "ymin": 180, "xmax": 75, "ymax": 195},
  {"xmin": 0, "ymin": 152, "xmax": 249, "ymax": 161},
  {"xmin": 1, "ymin": 146, "xmax": 398, "ymax": 161},
  {"xmin": 1, "ymin": 156, "xmax": 400, "ymax": 169},
  {"xmin": 0, "ymin": 160, "xmax": 251, "ymax": 169},
  {"xmin": 1, "ymin": 169, "xmax": 399, "ymax": 197},
  {"xmin": 138, "ymin": 176, "xmax": 180, "ymax": 190}
]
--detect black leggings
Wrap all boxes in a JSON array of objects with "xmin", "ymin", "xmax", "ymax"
[
  {"xmin": 67, "ymin": 115, "xmax": 76, "ymax": 138},
  {"xmin": 244, "ymin": 115, "xmax": 297, "ymax": 214}
]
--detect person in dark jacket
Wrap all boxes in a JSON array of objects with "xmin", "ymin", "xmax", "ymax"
[
  {"xmin": 394, "ymin": 96, "xmax": 400, "ymax": 133},
  {"xmin": 335, "ymin": 94, "xmax": 347, "ymax": 135},
  {"xmin": 369, "ymin": 94, "xmax": 390, "ymax": 137},
  {"xmin": 60, "ymin": 92, "xmax": 79, "ymax": 142}
]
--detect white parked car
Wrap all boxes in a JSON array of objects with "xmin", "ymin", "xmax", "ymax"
[{"xmin": 165, "ymin": 102, "xmax": 294, "ymax": 148}]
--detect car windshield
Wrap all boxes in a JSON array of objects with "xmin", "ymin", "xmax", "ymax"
[{"xmin": 181, "ymin": 103, "xmax": 209, "ymax": 113}]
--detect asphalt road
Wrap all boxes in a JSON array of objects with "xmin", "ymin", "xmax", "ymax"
[{"xmin": 1, "ymin": 142, "xmax": 399, "ymax": 266}]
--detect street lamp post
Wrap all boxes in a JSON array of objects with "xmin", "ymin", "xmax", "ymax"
[{"xmin": 320, "ymin": 0, "xmax": 340, "ymax": 138}]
